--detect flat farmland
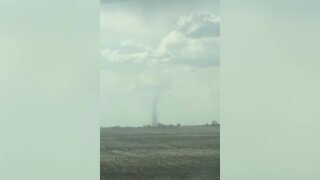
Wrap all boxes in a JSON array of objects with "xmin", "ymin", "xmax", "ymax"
[{"xmin": 101, "ymin": 126, "xmax": 220, "ymax": 180}]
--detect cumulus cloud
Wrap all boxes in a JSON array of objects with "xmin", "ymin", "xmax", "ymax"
[
  {"xmin": 157, "ymin": 11, "xmax": 220, "ymax": 66},
  {"xmin": 101, "ymin": 11, "xmax": 220, "ymax": 67},
  {"xmin": 157, "ymin": 31, "xmax": 219, "ymax": 67},
  {"xmin": 102, "ymin": 38, "xmax": 171, "ymax": 66},
  {"xmin": 176, "ymin": 11, "xmax": 220, "ymax": 38},
  {"xmin": 102, "ymin": 48, "xmax": 147, "ymax": 64}
]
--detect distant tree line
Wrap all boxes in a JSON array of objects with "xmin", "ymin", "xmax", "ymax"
[
  {"xmin": 204, "ymin": 120, "xmax": 219, "ymax": 126},
  {"xmin": 104, "ymin": 120, "xmax": 219, "ymax": 129}
]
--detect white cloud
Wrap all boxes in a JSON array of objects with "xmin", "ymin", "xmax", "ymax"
[
  {"xmin": 176, "ymin": 11, "xmax": 220, "ymax": 38},
  {"xmin": 158, "ymin": 30, "xmax": 219, "ymax": 66},
  {"xmin": 101, "ymin": 11, "xmax": 220, "ymax": 67},
  {"xmin": 102, "ymin": 48, "xmax": 148, "ymax": 64}
]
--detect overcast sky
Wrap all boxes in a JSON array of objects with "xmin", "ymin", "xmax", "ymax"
[{"xmin": 100, "ymin": 0, "xmax": 220, "ymax": 127}]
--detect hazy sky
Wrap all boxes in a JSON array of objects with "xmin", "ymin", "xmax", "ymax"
[{"xmin": 100, "ymin": 0, "xmax": 220, "ymax": 127}]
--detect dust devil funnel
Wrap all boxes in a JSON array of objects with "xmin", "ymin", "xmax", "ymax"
[{"xmin": 151, "ymin": 90, "xmax": 161, "ymax": 127}]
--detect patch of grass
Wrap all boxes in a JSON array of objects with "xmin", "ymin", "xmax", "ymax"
[{"xmin": 101, "ymin": 126, "xmax": 220, "ymax": 180}]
